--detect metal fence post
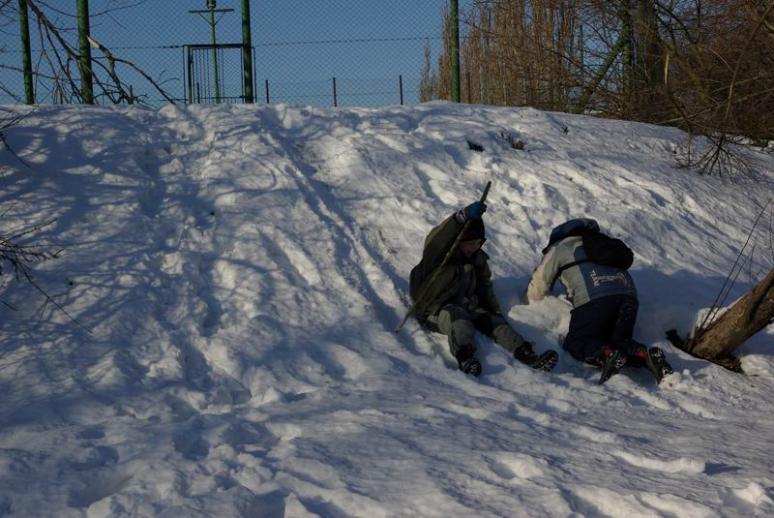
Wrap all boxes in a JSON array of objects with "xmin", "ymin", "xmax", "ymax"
[
  {"xmin": 265, "ymin": 79, "xmax": 270, "ymax": 103},
  {"xmin": 241, "ymin": 0, "xmax": 254, "ymax": 103},
  {"xmin": 183, "ymin": 46, "xmax": 188, "ymax": 104},
  {"xmin": 208, "ymin": 1, "xmax": 222, "ymax": 103},
  {"xmin": 399, "ymin": 74, "xmax": 404, "ymax": 105},
  {"xmin": 450, "ymin": 0, "xmax": 461, "ymax": 103},
  {"xmin": 332, "ymin": 77, "xmax": 337, "ymax": 107},
  {"xmin": 189, "ymin": 1, "xmax": 233, "ymax": 104},
  {"xmin": 18, "ymin": 0, "xmax": 34, "ymax": 104},
  {"xmin": 77, "ymin": 0, "xmax": 94, "ymax": 104}
]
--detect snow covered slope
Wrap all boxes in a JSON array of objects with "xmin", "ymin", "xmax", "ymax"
[{"xmin": 0, "ymin": 102, "xmax": 772, "ymax": 517}]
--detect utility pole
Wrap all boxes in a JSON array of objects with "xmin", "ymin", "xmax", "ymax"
[
  {"xmin": 450, "ymin": 0, "xmax": 461, "ymax": 102},
  {"xmin": 189, "ymin": 0, "xmax": 234, "ymax": 103},
  {"xmin": 241, "ymin": 0, "xmax": 254, "ymax": 103},
  {"xmin": 18, "ymin": 0, "xmax": 34, "ymax": 104},
  {"xmin": 77, "ymin": 0, "xmax": 94, "ymax": 104}
]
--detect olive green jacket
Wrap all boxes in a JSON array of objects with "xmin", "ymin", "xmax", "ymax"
[{"xmin": 410, "ymin": 215, "xmax": 502, "ymax": 322}]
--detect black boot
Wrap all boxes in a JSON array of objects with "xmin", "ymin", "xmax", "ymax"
[
  {"xmin": 598, "ymin": 348, "xmax": 627, "ymax": 385},
  {"xmin": 514, "ymin": 342, "xmax": 558, "ymax": 372},
  {"xmin": 643, "ymin": 347, "xmax": 674, "ymax": 384},
  {"xmin": 458, "ymin": 357, "xmax": 482, "ymax": 377},
  {"xmin": 455, "ymin": 343, "xmax": 481, "ymax": 377},
  {"xmin": 513, "ymin": 342, "xmax": 538, "ymax": 364}
]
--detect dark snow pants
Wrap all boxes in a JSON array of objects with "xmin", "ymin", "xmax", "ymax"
[
  {"xmin": 563, "ymin": 294, "xmax": 642, "ymax": 362},
  {"xmin": 426, "ymin": 304, "xmax": 525, "ymax": 363}
]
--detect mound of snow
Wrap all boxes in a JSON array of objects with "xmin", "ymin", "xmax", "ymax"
[{"xmin": 0, "ymin": 102, "xmax": 772, "ymax": 516}]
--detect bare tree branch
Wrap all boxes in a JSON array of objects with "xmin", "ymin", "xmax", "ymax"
[{"xmin": 21, "ymin": 0, "xmax": 175, "ymax": 106}]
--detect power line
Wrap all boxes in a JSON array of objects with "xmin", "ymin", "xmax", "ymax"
[
  {"xmin": 253, "ymin": 35, "xmax": 441, "ymax": 47},
  {"xmin": 1, "ymin": 34, "xmax": 441, "ymax": 53}
]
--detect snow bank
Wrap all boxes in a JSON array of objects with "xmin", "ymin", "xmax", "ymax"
[{"xmin": 0, "ymin": 102, "xmax": 772, "ymax": 516}]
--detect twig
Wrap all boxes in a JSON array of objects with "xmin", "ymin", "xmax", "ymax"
[
  {"xmin": 697, "ymin": 199, "xmax": 772, "ymax": 332},
  {"xmin": 0, "ymin": 110, "xmax": 35, "ymax": 169},
  {"xmin": 24, "ymin": 0, "xmax": 175, "ymax": 105},
  {"xmin": 721, "ymin": 1, "xmax": 774, "ymax": 128}
]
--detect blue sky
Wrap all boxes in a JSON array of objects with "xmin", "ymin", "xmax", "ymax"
[{"xmin": 1, "ymin": 0, "xmax": 462, "ymax": 106}]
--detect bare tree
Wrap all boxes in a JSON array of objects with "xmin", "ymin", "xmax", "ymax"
[
  {"xmin": 659, "ymin": 0, "xmax": 774, "ymax": 174},
  {"xmin": 419, "ymin": 45, "xmax": 436, "ymax": 102},
  {"xmin": 1, "ymin": 0, "xmax": 175, "ymax": 105},
  {"xmin": 0, "ymin": 111, "xmax": 86, "ymax": 327},
  {"xmin": 0, "ymin": 219, "xmax": 61, "ymax": 309},
  {"xmin": 423, "ymin": 0, "xmax": 774, "ymax": 150}
]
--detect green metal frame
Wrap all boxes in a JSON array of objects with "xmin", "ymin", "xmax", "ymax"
[{"xmin": 18, "ymin": 0, "xmax": 34, "ymax": 104}]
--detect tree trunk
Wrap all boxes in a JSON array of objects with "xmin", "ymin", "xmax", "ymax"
[
  {"xmin": 682, "ymin": 267, "xmax": 774, "ymax": 368},
  {"xmin": 635, "ymin": 0, "xmax": 662, "ymax": 117},
  {"xmin": 620, "ymin": 1, "xmax": 635, "ymax": 117},
  {"xmin": 575, "ymin": 36, "xmax": 625, "ymax": 113}
]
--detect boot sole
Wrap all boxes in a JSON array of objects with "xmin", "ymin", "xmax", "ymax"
[
  {"xmin": 460, "ymin": 358, "xmax": 482, "ymax": 377},
  {"xmin": 531, "ymin": 351, "xmax": 558, "ymax": 372},
  {"xmin": 645, "ymin": 347, "xmax": 673, "ymax": 384},
  {"xmin": 599, "ymin": 350, "xmax": 627, "ymax": 385}
]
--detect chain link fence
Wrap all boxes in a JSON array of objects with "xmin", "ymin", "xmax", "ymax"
[{"xmin": 0, "ymin": 0, "xmax": 449, "ymax": 108}]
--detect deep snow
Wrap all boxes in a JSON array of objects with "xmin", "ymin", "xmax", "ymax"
[{"xmin": 0, "ymin": 101, "xmax": 772, "ymax": 517}]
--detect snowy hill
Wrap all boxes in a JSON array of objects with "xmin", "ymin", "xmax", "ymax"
[{"xmin": 0, "ymin": 102, "xmax": 773, "ymax": 517}]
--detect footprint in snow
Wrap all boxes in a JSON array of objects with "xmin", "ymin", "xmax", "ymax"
[
  {"xmin": 70, "ymin": 446, "xmax": 119, "ymax": 472},
  {"xmin": 610, "ymin": 449, "xmax": 705, "ymax": 474},
  {"xmin": 488, "ymin": 452, "xmax": 547, "ymax": 481},
  {"xmin": 67, "ymin": 472, "xmax": 134, "ymax": 509},
  {"xmin": 76, "ymin": 426, "xmax": 106, "ymax": 441},
  {"xmin": 173, "ymin": 428, "xmax": 210, "ymax": 462}
]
